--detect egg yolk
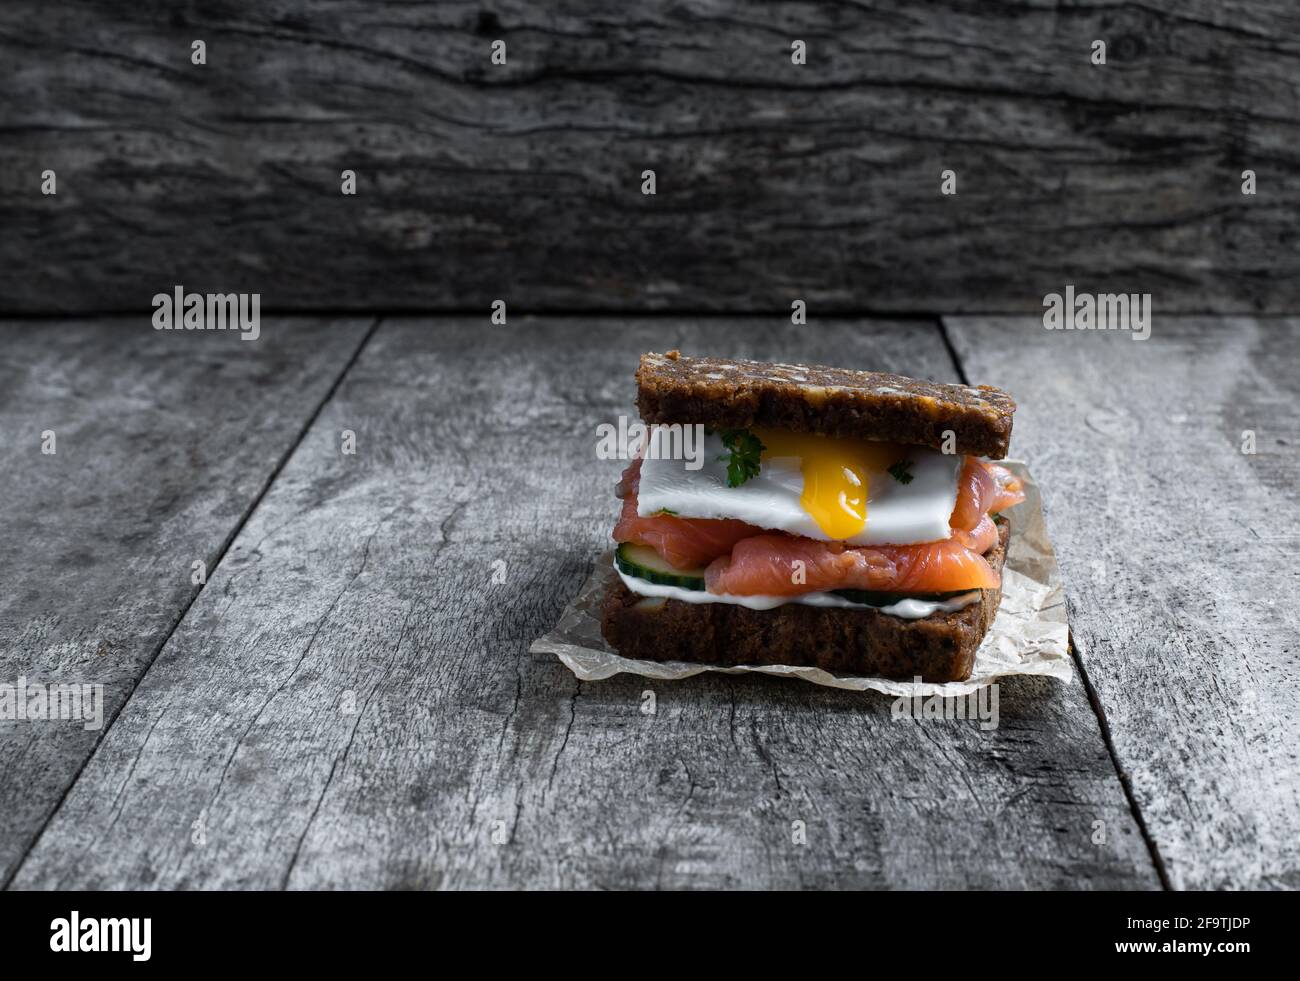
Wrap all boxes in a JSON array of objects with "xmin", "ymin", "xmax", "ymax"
[{"xmin": 756, "ymin": 430, "xmax": 901, "ymax": 540}]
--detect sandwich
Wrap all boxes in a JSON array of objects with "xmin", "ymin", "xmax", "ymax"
[{"xmin": 600, "ymin": 351, "xmax": 1025, "ymax": 683}]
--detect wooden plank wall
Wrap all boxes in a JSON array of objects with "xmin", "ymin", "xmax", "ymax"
[{"xmin": 2, "ymin": 1, "xmax": 1298, "ymax": 313}]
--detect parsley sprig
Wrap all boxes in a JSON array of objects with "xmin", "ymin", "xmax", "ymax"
[
  {"xmin": 887, "ymin": 459, "xmax": 915, "ymax": 485},
  {"xmin": 718, "ymin": 428, "xmax": 765, "ymax": 487}
]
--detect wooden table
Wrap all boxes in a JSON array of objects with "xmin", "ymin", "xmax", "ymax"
[{"xmin": 2, "ymin": 314, "xmax": 1295, "ymax": 890}]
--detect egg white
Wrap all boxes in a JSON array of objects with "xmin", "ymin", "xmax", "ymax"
[{"xmin": 636, "ymin": 429, "xmax": 960, "ymax": 546}]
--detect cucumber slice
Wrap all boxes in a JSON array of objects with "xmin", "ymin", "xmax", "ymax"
[
  {"xmin": 615, "ymin": 543, "xmax": 706, "ymax": 591},
  {"xmin": 831, "ymin": 587, "xmax": 973, "ymax": 607}
]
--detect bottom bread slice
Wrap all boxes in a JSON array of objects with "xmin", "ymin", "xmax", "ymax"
[{"xmin": 600, "ymin": 521, "xmax": 1009, "ymax": 683}]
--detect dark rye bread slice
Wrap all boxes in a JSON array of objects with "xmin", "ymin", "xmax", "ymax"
[
  {"xmin": 601, "ymin": 521, "xmax": 1009, "ymax": 683},
  {"xmin": 636, "ymin": 350, "xmax": 1016, "ymax": 459}
]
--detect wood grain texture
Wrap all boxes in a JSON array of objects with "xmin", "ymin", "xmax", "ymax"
[
  {"xmin": 946, "ymin": 316, "xmax": 1300, "ymax": 889},
  {"xmin": 12, "ymin": 317, "xmax": 1157, "ymax": 890},
  {"xmin": 2, "ymin": 2, "xmax": 1299, "ymax": 314},
  {"xmin": 0, "ymin": 316, "xmax": 373, "ymax": 885}
]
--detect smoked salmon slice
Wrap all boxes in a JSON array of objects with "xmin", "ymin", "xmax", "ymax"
[
  {"xmin": 612, "ymin": 455, "xmax": 1022, "ymax": 592},
  {"xmin": 950, "ymin": 456, "xmax": 997, "ymax": 531},
  {"xmin": 613, "ymin": 460, "xmax": 759, "ymax": 569},
  {"xmin": 704, "ymin": 534, "xmax": 1000, "ymax": 596},
  {"xmin": 949, "ymin": 458, "xmax": 1024, "ymax": 530},
  {"xmin": 953, "ymin": 514, "xmax": 998, "ymax": 554},
  {"xmin": 985, "ymin": 462, "xmax": 1026, "ymax": 514}
]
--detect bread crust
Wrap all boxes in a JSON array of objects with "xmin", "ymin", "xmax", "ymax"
[
  {"xmin": 600, "ymin": 522, "xmax": 1009, "ymax": 683},
  {"xmin": 636, "ymin": 350, "xmax": 1016, "ymax": 459}
]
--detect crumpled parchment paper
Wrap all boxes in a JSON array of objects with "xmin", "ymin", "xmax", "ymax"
[{"xmin": 530, "ymin": 461, "xmax": 1072, "ymax": 696}]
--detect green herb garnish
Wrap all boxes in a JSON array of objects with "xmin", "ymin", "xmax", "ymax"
[
  {"xmin": 717, "ymin": 428, "xmax": 765, "ymax": 487},
  {"xmin": 887, "ymin": 459, "xmax": 915, "ymax": 484},
  {"xmin": 656, "ymin": 507, "xmax": 678, "ymax": 516}
]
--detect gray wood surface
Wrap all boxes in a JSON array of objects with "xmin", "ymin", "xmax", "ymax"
[
  {"xmin": 10, "ymin": 317, "xmax": 1156, "ymax": 889},
  {"xmin": 0, "ymin": 316, "xmax": 375, "ymax": 886},
  {"xmin": 2, "ymin": 2, "xmax": 1298, "ymax": 314},
  {"xmin": 946, "ymin": 316, "xmax": 1300, "ymax": 889}
]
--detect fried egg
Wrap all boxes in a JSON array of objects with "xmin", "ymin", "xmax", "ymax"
[{"xmin": 636, "ymin": 427, "xmax": 961, "ymax": 545}]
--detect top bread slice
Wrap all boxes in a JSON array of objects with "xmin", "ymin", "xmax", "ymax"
[{"xmin": 636, "ymin": 350, "xmax": 1016, "ymax": 459}]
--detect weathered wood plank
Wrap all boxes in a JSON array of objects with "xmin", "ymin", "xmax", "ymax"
[
  {"xmin": 2, "ymin": 2, "xmax": 1298, "ymax": 314},
  {"xmin": 0, "ymin": 316, "xmax": 374, "ymax": 884},
  {"xmin": 13, "ymin": 317, "xmax": 1157, "ymax": 889},
  {"xmin": 945, "ymin": 316, "xmax": 1300, "ymax": 889}
]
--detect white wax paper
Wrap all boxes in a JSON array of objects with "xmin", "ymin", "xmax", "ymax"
[{"xmin": 530, "ymin": 461, "xmax": 1072, "ymax": 696}]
